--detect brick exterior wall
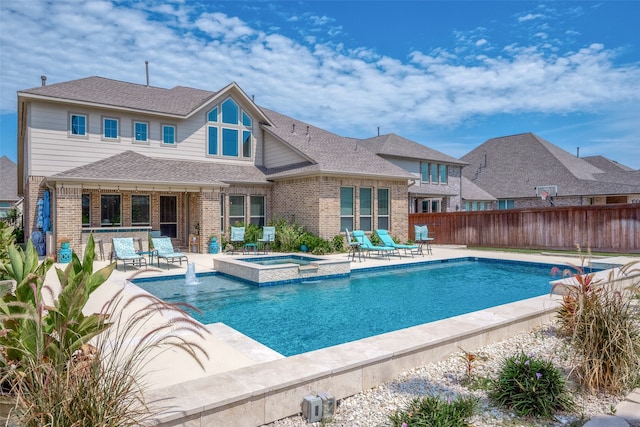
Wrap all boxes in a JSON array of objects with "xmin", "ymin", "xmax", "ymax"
[{"xmin": 271, "ymin": 175, "xmax": 409, "ymax": 241}]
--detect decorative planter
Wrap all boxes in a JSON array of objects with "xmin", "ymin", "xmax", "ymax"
[
  {"xmin": 300, "ymin": 244, "xmax": 308, "ymax": 253},
  {"xmin": 209, "ymin": 238, "xmax": 219, "ymax": 254},
  {"xmin": 58, "ymin": 247, "xmax": 72, "ymax": 263}
]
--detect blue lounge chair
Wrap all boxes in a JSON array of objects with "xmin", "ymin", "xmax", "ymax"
[
  {"xmin": 414, "ymin": 225, "xmax": 434, "ymax": 255},
  {"xmin": 376, "ymin": 229, "xmax": 420, "ymax": 257},
  {"xmin": 257, "ymin": 226, "xmax": 275, "ymax": 254},
  {"xmin": 227, "ymin": 226, "xmax": 245, "ymax": 254},
  {"xmin": 352, "ymin": 230, "xmax": 396, "ymax": 260},
  {"xmin": 111, "ymin": 237, "xmax": 147, "ymax": 271},
  {"xmin": 344, "ymin": 228, "xmax": 363, "ymax": 262},
  {"xmin": 151, "ymin": 237, "xmax": 188, "ymax": 269}
]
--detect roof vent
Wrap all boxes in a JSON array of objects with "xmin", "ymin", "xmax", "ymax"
[
  {"xmin": 145, "ymin": 60, "xmax": 149, "ymax": 86},
  {"xmin": 41, "ymin": 75, "xmax": 47, "ymax": 86}
]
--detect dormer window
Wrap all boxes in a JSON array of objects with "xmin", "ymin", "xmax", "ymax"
[{"xmin": 207, "ymin": 98, "xmax": 253, "ymax": 159}]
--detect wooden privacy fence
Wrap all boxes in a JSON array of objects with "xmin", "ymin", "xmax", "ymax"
[{"xmin": 409, "ymin": 204, "xmax": 640, "ymax": 253}]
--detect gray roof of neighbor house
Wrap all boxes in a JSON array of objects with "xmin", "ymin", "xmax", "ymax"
[
  {"xmin": 19, "ymin": 76, "xmax": 218, "ymax": 117},
  {"xmin": 582, "ymin": 155, "xmax": 636, "ymax": 173},
  {"xmin": 461, "ymin": 133, "xmax": 640, "ymax": 198},
  {"xmin": 0, "ymin": 156, "xmax": 19, "ymax": 201},
  {"xmin": 260, "ymin": 108, "xmax": 414, "ymax": 180},
  {"xmin": 49, "ymin": 151, "xmax": 270, "ymax": 187},
  {"xmin": 357, "ymin": 133, "xmax": 467, "ymax": 166},
  {"xmin": 461, "ymin": 177, "xmax": 497, "ymax": 201}
]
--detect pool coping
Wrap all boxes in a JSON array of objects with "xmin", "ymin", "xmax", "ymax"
[{"xmin": 144, "ymin": 295, "xmax": 561, "ymax": 426}]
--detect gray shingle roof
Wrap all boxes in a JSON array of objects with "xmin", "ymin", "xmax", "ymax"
[
  {"xmin": 461, "ymin": 177, "xmax": 497, "ymax": 201},
  {"xmin": 582, "ymin": 155, "xmax": 636, "ymax": 172},
  {"xmin": 358, "ymin": 134, "xmax": 467, "ymax": 166},
  {"xmin": 461, "ymin": 133, "xmax": 640, "ymax": 198},
  {"xmin": 19, "ymin": 76, "xmax": 217, "ymax": 117},
  {"xmin": 260, "ymin": 108, "xmax": 414, "ymax": 180},
  {"xmin": 0, "ymin": 156, "xmax": 18, "ymax": 201},
  {"xmin": 50, "ymin": 151, "xmax": 269, "ymax": 186}
]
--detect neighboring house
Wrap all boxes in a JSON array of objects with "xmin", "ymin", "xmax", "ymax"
[
  {"xmin": 0, "ymin": 155, "xmax": 20, "ymax": 219},
  {"xmin": 17, "ymin": 76, "xmax": 424, "ymax": 254},
  {"xmin": 461, "ymin": 132, "xmax": 640, "ymax": 209},
  {"xmin": 356, "ymin": 133, "xmax": 468, "ymax": 213}
]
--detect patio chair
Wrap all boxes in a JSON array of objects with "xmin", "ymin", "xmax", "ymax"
[
  {"xmin": 111, "ymin": 237, "xmax": 147, "ymax": 272},
  {"xmin": 414, "ymin": 225, "xmax": 434, "ymax": 255},
  {"xmin": 376, "ymin": 229, "xmax": 420, "ymax": 257},
  {"xmin": 257, "ymin": 226, "xmax": 276, "ymax": 254},
  {"xmin": 344, "ymin": 228, "xmax": 363, "ymax": 262},
  {"xmin": 227, "ymin": 226, "xmax": 245, "ymax": 254},
  {"xmin": 352, "ymin": 230, "xmax": 396, "ymax": 261},
  {"xmin": 151, "ymin": 237, "xmax": 189, "ymax": 269}
]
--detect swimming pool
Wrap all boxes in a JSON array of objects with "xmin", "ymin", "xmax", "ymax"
[{"xmin": 134, "ymin": 257, "xmax": 560, "ymax": 356}]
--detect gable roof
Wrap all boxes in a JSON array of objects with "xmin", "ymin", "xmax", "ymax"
[
  {"xmin": 18, "ymin": 76, "xmax": 273, "ymax": 125},
  {"xmin": 49, "ymin": 151, "xmax": 270, "ymax": 188},
  {"xmin": 461, "ymin": 133, "xmax": 640, "ymax": 198},
  {"xmin": 0, "ymin": 156, "xmax": 19, "ymax": 201},
  {"xmin": 260, "ymin": 108, "xmax": 414, "ymax": 180},
  {"xmin": 19, "ymin": 76, "xmax": 216, "ymax": 117},
  {"xmin": 357, "ymin": 133, "xmax": 467, "ymax": 166}
]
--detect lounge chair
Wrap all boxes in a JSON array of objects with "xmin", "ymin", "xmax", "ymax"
[
  {"xmin": 111, "ymin": 237, "xmax": 147, "ymax": 272},
  {"xmin": 352, "ymin": 230, "xmax": 396, "ymax": 261},
  {"xmin": 151, "ymin": 237, "xmax": 189, "ymax": 269},
  {"xmin": 344, "ymin": 228, "xmax": 363, "ymax": 262},
  {"xmin": 376, "ymin": 229, "xmax": 420, "ymax": 257},
  {"xmin": 257, "ymin": 226, "xmax": 275, "ymax": 254},
  {"xmin": 414, "ymin": 225, "xmax": 434, "ymax": 255},
  {"xmin": 227, "ymin": 226, "xmax": 245, "ymax": 254}
]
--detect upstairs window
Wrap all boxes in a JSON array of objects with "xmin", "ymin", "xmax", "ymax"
[
  {"xmin": 70, "ymin": 114, "xmax": 86, "ymax": 136},
  {"xmin": 134, "ymin": 121, "xmax": 148, "ymax": 143},
  {"xmin": 439, "ymin": 164, "xmax": 448, "ymax": 184},
  {"xmin": 103, "ymin": 118, "xmax": 118, "ymax": 139},
  {"xmin": 207, "ymin": 98, "xmax": 253, "ymax": 159},
  {"xmin": 162, "ymin": 125, "xmax": 176, "ymax": 145}
]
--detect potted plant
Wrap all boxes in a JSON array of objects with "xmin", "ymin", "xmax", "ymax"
[{"xmin": 58, "ymin": 238, "xmax": 70, "ymax": 249}]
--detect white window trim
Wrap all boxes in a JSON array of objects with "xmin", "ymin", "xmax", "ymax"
[
  {"xmin": 133, "ymin": 121, "xmax": 150, "ymax": 144},
  {"xmin": 161, "ymin": 124, "xmax": 177, "ymax": 146},
  {"xmin": 102, "ymin": 116, "xmax": 120, "ymax": 141},
  {"xmin": 69, "ymin": 112, "xmax": 88, "ymax": 138}
]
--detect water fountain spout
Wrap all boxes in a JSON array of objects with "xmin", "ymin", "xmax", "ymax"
[{"xmin": 185, "ymin": 262, "xmax": 200, "ymax": 285}]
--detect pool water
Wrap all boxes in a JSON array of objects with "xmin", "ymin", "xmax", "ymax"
[{"xmin": 134, "ymin": 258, "xmax": 558, "ymax": 356}]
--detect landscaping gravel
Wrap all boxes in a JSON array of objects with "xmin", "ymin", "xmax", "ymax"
[{"xmin": 264, "ymin": 323, "xmax": 622, "ymax": 427}]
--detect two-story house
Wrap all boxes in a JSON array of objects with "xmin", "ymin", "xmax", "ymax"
[{"xmin": 18, "ymin": 76, "xmax": 440, "ymax": 255}]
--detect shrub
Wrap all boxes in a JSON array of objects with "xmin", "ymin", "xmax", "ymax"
[
  {"xmin": 551, "ymin": 260, "xmax": 640, "ymax": 393},
  {"xmin": 489, "ymin": 352, "xmax": 573, "ymax": 418},
  {"xmin": 0, "ymin": 234, "xmax": 209, "ymax": 425},
  {"xmin": 389, "ymin": 394, "xmax": 477, "ymax": 427},
  {"xmin": 331, "ymin": 234, "xmax": 345, "ymax": 253}
]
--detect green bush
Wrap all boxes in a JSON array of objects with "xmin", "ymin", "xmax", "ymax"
[
  {"xmin": 0, "ymin": 234, "xmax": 209, "ymax": 426},
  {"xmin": 489, "ymin": 352, "xmax": 573, "ymax": 418},
  {"xmin": 331, "ymin": 234, "xmax": 345, "ymax": 253},
  {"xmin": 389, "ymin": 394, "xmax": 477, "ymax": 427}
]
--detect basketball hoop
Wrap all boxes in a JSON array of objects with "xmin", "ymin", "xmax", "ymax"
[{"xmin": 540, "ymin": 191, "xmax": 548, "ymax": 201}]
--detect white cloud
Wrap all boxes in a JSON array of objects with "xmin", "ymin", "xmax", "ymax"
[
  {"xmin": 1, "ymin": 0, "xmax": 639, "ymax": 154},
  {"xmin": 518, "ymin": 13, "xmax": 544, "ymax": 22}
]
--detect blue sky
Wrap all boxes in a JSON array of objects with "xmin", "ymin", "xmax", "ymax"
[{"xmin": 1, "ymin": 1, "xmax": 639, "ymax": 168}]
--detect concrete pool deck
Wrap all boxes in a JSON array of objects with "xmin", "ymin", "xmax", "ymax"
[{"xmin": 45, "ymin": 246, "xmax": 640, "ymax": 426}]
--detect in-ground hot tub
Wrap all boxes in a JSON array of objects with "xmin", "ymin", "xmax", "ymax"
[{"xmin": 213, "ymin": 254, "xmax": 351, "ymax": 286}]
